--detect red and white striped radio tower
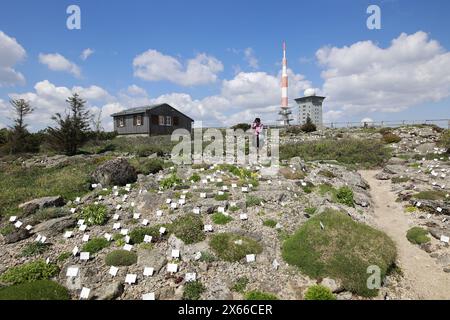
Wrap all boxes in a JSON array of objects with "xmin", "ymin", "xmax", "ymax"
[{"xmin": 278, "ymin": 40, "xmax": 293, "ymax": 126}]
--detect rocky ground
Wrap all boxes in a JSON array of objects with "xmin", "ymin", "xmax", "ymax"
[{"xmin": 0, "ymin": 125, "xmax": 449, "ymax": 300}]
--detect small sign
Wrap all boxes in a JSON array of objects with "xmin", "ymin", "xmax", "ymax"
[
  {"xmin": 14, "ymin": 221, "xmax": 23, "ymax": 228},
  {"xmin": 64, "ymin": 231, "xmax": 73, "ymax": 238},
  {"xmin": 125, "ymin": 274, "xmax": 137, "ymax": 284},
  {"xmin": 240, "ymin": 214, "xmax": 248, "ymax": 220},
  {"xmin": 72, "ymin": 246, "xmax": 79, "ymax": 256},
  {"xmin": 120, "ymin": 228, "xmax": 129, "ymax": 235},
  {"xmin": 25, "ymin": 225, "xmax": 32, "ymax": 231},
  {"xmin": 70, "ymin": 208, "xmax": 76, "ymax": 214},
  {"xmin": 156, "ymin": 210, "xmax": 163, "ymax": 216},
  {"xmin": 204, "ymin": 224, "xmax": 213, "ymax": 232},
  {"xmin": 185, "ymin": 272, "xmax": 196, "ymax": 282},
  {"xmin": 246, "ymin": 254, "xmax": 256, "ymax": 263},
  {"xmin": 143, "ymin": 267, "xmax": 154, "ymax": 277},
  {"xmin": 159, "ymin": 227, "xmax": 166, "ymax": 234},
  {"xmin": 82, "ymin": 234, "xmax": 90, "ymax": 242},
  {"xmin": 193, "ymin": 207, "xmax": 200, "ymax": 214},
  {"xmin": 170, "ymin": 203, "xmax": 177, "ymax": 209},
  {"xmin": 123, "ymin": 244, "xmax": 133, "ymax": 251},
  {"xmin": 104, "ymin": 233, "xmax": 112, "ymax": 241},
  {"xmin": 218, "ymin": 207, "xmax": 225, "ymax": 213},
  {"xmin": 166, "ymin": 199, "xmax": 172, "ymax": 204},
  {"xmin": 167, "ymin": 263, "xmax": 178, "ymax": 273},
  {"xmin": 133, "ymin": 213, "xmax": 141, "ymax": 219},
  {"xmin": 79, "ymin": 224, "xmax": 87, "ymax": 232},
  {"xmin": 77, "ymin": 219, "xmax": 85, "ymax": 226},
  {"xmin": 66, "ymin": 267, "xmax": 79, "ymax": 277},
  {"xmin": 142, "ymin": 219, "xmax": 149, "ymax": 226},
  {"xmin": 80, "ymin": 252, "xmax": 90, "ymax": 261},
  {"xmin": 441, "ymin": 235, "xmax": 450, "ymax": 243},
  {"xmin": 113, "ymin": 223, "xmax": 121, "ymax": 230},
  {"xmin": 142, "ymin": 293, "xmax": 155, "ymax": 300},
  {"xmin": 200, "ymin": 192, "xmax": 207, "ymax": 198},
  {"xmin": 80, "ymin": 287, "xmax": 90, "ymax": 299},
  {"xmin": 109, "ymin": 266, "xmax": 118, "ymax": 277},
  {"xmin": 171, "ymin": 249, "xmax": 180, "ymax": 258},
  {"xmin": 144, "ymin": 235, "xmax": 152, "ymax": 243}
]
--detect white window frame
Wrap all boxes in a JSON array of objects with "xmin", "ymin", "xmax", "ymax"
[
  {"xmin": 118, "ymin": 117, "xmax": 125, "ymax": 127},
  {"xmin": 165, "ymin": 116, "xmax": 172, "ymax": 126},
  {"xmin": 158, "ymin": 115, "xmax": 165, "ymax": 126},
  {"xmin": 136, "ymin": 115, "xmax": 143, "ymax": 126}
]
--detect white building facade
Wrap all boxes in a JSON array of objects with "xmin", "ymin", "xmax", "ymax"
[{"xmin": 295, "ymin": 90, "xmax": 325, "ymax": 127}]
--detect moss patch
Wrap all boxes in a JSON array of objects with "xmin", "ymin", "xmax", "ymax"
[{"xmin": 209, "ymin": 233, "xmax": 262, "ymax": 262}]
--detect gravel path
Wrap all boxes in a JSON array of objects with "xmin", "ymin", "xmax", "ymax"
[{"xmin": 360, "ymin": 170, "xmax": 450, "ymax": 300}]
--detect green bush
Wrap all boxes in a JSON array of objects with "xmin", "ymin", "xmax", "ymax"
[
  {"xmin": 246, "ymin": 195, "xmax": 263, "ymax": 207},
  {"xmin": 130, "ymin": 158, "xmax": 165, "ymax": 175},
  {"xmin": 190, "ymin": 173, "xmax": 201, "ymax": 182},
  {"xmin": 304, "ymin": 285, "xmax": 336, "ymax": 300},
  {"xmin": 335, "ymin": 186, "xmax": 354, "ymax": 207},
  {"xmin": 280, "ymin": 138, "xmax": 390, "ymax": 169},
  {"xmin": 169, "ymin": 214, "xmax": 205, "ymax": 244},
  {"xmin": 214, "ymin": 193, "xmax": 229, "ymax": 201},
  {"xmin": 413, "ymin": 190, "xmax": 447, "ymax": 200},
  {"xmin": 21, "ymin": 242, "xmax": 50, "ymax": 257},
  {"xmin": 0, "ymin": 260, "xmax": 60, "ymax": 285},
  {"xmin": 209, "ymin": 233, "xmax": 263, "ymax": 262},
  {"xmin": 318, "ymin": 170, "xmax": 336, "ymax": 178},
  {"xmin": 81, "ymin": 237, "xmax": 110, "ymax": 254},
  {"xmin": 0, "ymin": 280, "xmax": 70, "ymax": 300},
  {"xmin": 406, "ymin": 227, "xmax": 430, "ymax": 245},
  {"xmin": 438, "ymin": 130, "xmax": 450, "ymax": 152},
  {"xmin": 305, "ymin": 207, "xmax": 317, "ymax": 215},
  {"xmin": 105, "ymin": 250, "xmax": 137, "ymax": 266},
  {"xmin": 0, "ymin": 224, "xmax": 15, "ymax": 236},
  {"xmin": 183, "ymin": 281, "xmax": 205, "ymax": 300},
  {"xmin": 245, "ymin": 290, "xmax": 278, "ymax": 300},
  {"xmin": 29, "ymin": 207, "xmax": 68, "ymax": 224},
  {"xmin": 382, "ymin": 132, "xmax": 401, "ymax": 144},
  {"xmin": 198, "ymin": 251, "xmax": 216, "ymax": 263},
  {"xmin": 79, "ymin": 204, "xmax": 108, "ymax": 226},
  {"xmin": 57, "ymin": 252, "xmax": 71, "ymax": 263},
  {"xmin": 160, "ymin": 173, "xmax": 182, "ymax": 189},
  {"xmin": 231, "ymin": 123, "xmax": 251, "ymax": 131},
  {"xmin": 231, "ymin": 277, "xmax": 249, "ymax": 293},
  {"xmin": 300, "ymin": 116, "xmax": 317, "ymax": 133},
  {"xmin": 262, "ymin": 219, "xmax": 277, "ymax": 228},
  {"xmin": 212, "ymin": 213, "xmax": 233, "ymax": 225},
  {"xmin": 391, "ymin": 176, "xmax": 409, "ymax": 184},
  {"xmin": 282, "ymin": 210, "xmax": 396, "ymax": 297},
  {"xmin": 129, "ymin": 225, "xmax": 168, "ymax": 244}
]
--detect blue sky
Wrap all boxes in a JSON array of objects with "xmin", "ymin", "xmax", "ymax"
[{"xmin": 0, "ymin": 0, "xmax": 449, "ymax": 130}]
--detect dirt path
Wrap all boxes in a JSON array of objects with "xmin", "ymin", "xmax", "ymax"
[{"xmin": 359, "ymin": 170, "xmax": 450, "ymax": 300}]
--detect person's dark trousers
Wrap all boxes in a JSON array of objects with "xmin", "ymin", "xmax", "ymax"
[{"xmin": 256, "ymin": 135, "xmax": 260, "ymax": 148}]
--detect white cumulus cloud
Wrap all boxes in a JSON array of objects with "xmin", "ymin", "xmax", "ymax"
[
  {"xmin": 80, "ymin": 48, "xmax": 94, "ymax": 61},
  {"xmin": 317, "ymin": 31, "xmax": 450, "ymax": 118},
  {"xmin": 39, "ymin": 53, "xmax": 81, "ymax": 77},
  {"xmin": 133, "ymin": 50, "xmax": 223, "ymax": 86},
  {"xmin": 0, "ymin": 31, "xmax": 26, "ymax": 87}
]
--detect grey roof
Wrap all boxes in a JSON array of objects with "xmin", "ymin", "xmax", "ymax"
[
  {"xmin": 110, "ymin": 104, "xmax": 164, "ymax": 117},
  {"xmin": 110, "ymin": 103, "xmax": 194, "ymax": 121},
  {"xmin": 294, "ymin": 95, "xmax": 326, "ymax": 102}
]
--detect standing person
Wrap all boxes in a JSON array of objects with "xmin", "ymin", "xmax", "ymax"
[{"xmin": 251, "ymin": 118, "xmax": 264, "ymax": 149}]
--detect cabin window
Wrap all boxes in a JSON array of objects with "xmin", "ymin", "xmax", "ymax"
[
  {"xmin": 133, "ymin": 114, "xmax": 143, "ymax": 126},
  {"xmin": 118, "ymin": 117, "xmax": 125, "ymax": 127},
  {"xmin": 158, "ymin": 115, "xmax": 165, "ymax": 125},
  {"xmin": 165, "ymin": 116, "xmax": 172, "ymax": 126},
  {"xmin": 173, "ymin": 116, "xmax": 179, "ymax": 126}
]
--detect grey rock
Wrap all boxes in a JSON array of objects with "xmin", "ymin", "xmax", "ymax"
[
  {"xmin": 3, "ymin": 228, "xmax": 31, "ymax": 244},
  {"xmin": 375, "ymin": 172, "xmax": 391, "ymax": 180},
  {"xmin": 137, "ymin": 248, "xmax": 167, "ymax": 274},
  {"xmin": 436, "ymin": 254, "xmax": 450, "ymax": 267},
  {"xmin": 95, "ymin": 281, "xmax": 124, "ymax": 300},
  {"xmin": 321, "ymin": 277, "xmax": 342, "ymax": 293},
  {"xmin": 336, "ymin": 291, "xmax": 353, "ymax": 300},
  {"xmin": 32, "ymin": 216, "xmax": 76, "ymax": 237},
  {"xmin": 158, "ymin": 286, "xmax": 175, "ymax": 300},
  {"xmin": 19, "ymin": 196, "xmax": 65, "ymax": 216},
  {"xmin": 91, "ymin": 158, "xmax": 137, "ymax": 187}
]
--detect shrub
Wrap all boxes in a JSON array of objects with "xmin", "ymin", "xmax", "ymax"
[
  {"xmin": 0, "ymin": 224, "xmax": 15, "ymax": 236},
  {"xmin": 130, "ymin": 158, "xmax": 164, "ymax": 175},
  {"xmin": 406, "ymin": 227, "xmax": 430, "ymax": 245},
  {"xmin": 404, "ymin": 206, "xmax": 417, "ymax": 213},
  {"xmin": 304, "ymin": 285, "xmax": 336, "ymax": 300},
  {"xmin": 262, "ymin": 219, "xmax": 277, "ymax": 228},
  {"xmin": 169, "ymin": 214, "xmax": 205, "ymax": 244},
  {"xmin": 246, "ymin": 195, "xmax": 263, "ymax": 207},
  {"xmin": 211, "ymin": 212, "xmax": 232, "ymax": 225},
  {"xmin": 0, "ymin": 260, "xmax": 60, "ymax": 285},
  {"xmin": 79, "ymin": 204, "xmax": 108, "ymax": 226},
  {"xmin": 231, "ymin": 277, "xmax": 249, "ymax": 293},
  {"xmin": 335, "ymin": 186, "xmax": 354, "ymax": 207},
  {"xmin": 382, "ymin": 132, "xmax": 401, "ymax": 144},
  {"xmin": 231, "ymin": 123, "xmax": 251, "ymax": 131},
  {"xmin": 82, "ymin": 237, "xmax": 110, "ymax": 254},
  {"xmin": 214, "ymin": 193, "xmax": 229, "ymax": 201},
  {"xmin": 21, "ymin": 242, "xmax": 50, "ymax": 257},
  {"xmin": 129, "ymin": 225, "xmax": 168, "ymax": 244},
  {"xmin": 280, "ymin": 138, "xmax": 390, "ymax": 169},
  {"xmin": 438, "ymin": 130, "xmax": 450, "ymax": 152},
  {"xmin": 189, "ymin": 173, "xmax": 201, "ymax": 182},
  {"xmin": 198, "ymin": 251, "xmax": 216, "ymax": 263},
  {"xmin": 105, "ymin": 250, "xmax": 137, "ymax": 266},
  {"xmin": 391, "ymin": 176, "xmax": 409, "ymax": 184},
  {"xmin": 318, "ymin": 170, "xmax": 336, "ymax": 178},
  {"xmin": 413, "ymin": 190, "xmax": 447, "ymax": 200},
  {"xmin": 0, "ymin": 280, "xmax": 70, "ymax": 300},
  {"xmin": 245, "ymin": 291, "xmax": 278, "ymax": 300},
  {"xmin": 209, "ymin": 233, "xmax": 263, "ymax": 262},
  {"xmin": 282, "ymin": 210, "xmax": 396, "ymax": 297},
  {"xmin": 183, "ymin": 281, "xmax": 205, "ymax": 300},
  {"xmin": 279, "ymin": 167, "xmax": 305, "ymax": 180},
  {"xmin": 305, "ymin": 207, "xmax": 317, "ymax": 215},
  {"xmin": 160, "ymin": 173, "xmax": 182, "ymax": 189},
  {"xmin": 57, "ymin": 252, "xmax": 71, "ymax": 263},
  {"xmin": 300, "ymin": 116, "xmax": 317, "ymax": 133}
]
